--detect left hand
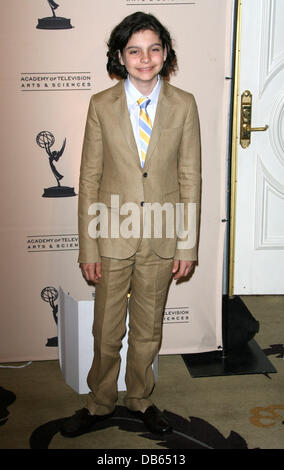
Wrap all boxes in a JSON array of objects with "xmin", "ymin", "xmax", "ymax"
[{"xmin": 172, "ymin": 260, "xmax": 195, "ymax": 280}]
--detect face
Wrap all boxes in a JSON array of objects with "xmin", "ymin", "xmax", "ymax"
[{"xmin": 119, "ymin": 29, "xmax": 167, "ymax": 92}]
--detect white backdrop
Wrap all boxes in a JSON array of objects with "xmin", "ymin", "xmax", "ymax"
[{"xmin": 0, "ymin": 0, "xmax": 233, "ymax": 362}]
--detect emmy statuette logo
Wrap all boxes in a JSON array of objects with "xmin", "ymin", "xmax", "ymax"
[
  {"xmin": 41, "ymin": 287, "xmax": 58, "ymax": 347},
  {"xmin": 37, "ymin": 0, "xmax": 73, "ymax": 30},
  {"xmin": 36, "ymin": 131, "xmax": 76, "ymax": 198}
]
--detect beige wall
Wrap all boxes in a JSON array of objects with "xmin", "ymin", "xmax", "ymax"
[{"xmin": 0, "ymin": 0, "xmax": 234, "ymax": 361}]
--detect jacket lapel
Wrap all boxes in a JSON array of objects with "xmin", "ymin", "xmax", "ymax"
[
  {"xmin": 112, "ymin": 81, "xmax": 141, "ymax": 167},
  {"xmin": 144, "ymin": 80, "xmax": 171, "ymax": 169}
]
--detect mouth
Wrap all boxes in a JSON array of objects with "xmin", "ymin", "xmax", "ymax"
[{"xmin": 137, "ymin": 67, "xmax": 154, "ymax": 72}]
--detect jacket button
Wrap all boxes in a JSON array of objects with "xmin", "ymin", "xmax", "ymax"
[
  {"xmin": 143, "ymin": 172, "xmax": 148, "ymax": 177},
  {"xmin": 140, "ymin": 201, "xmax": 144, "ymax": 207}
]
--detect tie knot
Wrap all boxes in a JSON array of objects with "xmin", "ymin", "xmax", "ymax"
[{"xmin": 137, "ymin": 97, "xmax": 151, "ymax": 109}]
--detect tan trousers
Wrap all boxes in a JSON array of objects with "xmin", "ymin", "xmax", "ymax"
[{"xmin": 86, "ymin": 238, "xmax": 173, "ymax": 415}]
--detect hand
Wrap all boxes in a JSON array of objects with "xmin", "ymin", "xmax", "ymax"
[
  {"xmin": 172, "ymin": 260, "xmax": 195, "ymax": 280},
  {"xmin": 80, "ymin": 262, "xmax": 102, "ymax": 284}
]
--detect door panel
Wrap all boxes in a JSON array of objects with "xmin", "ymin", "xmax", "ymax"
[{"xmin": 233, "ymin": 0, "xmax": 284, "ymax": 294}]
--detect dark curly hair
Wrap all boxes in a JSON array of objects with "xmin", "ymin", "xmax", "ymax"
[{"xmin": 106, "ymin": 12, "xmax": 177, "ymax": 79}]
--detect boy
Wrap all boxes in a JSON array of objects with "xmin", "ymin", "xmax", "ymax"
[{"xmin": 61, "ymin": 11, "xmax": 201, "ymax": 438}]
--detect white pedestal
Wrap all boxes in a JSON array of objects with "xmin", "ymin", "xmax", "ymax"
[{"xmin": 58, "ymin": 287, "xmax": 158, "ymax": 394}]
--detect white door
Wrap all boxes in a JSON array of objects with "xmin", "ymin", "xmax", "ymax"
[{"xmin": 232, "ymin": 0, "xmax": 284, "ymax": 294}]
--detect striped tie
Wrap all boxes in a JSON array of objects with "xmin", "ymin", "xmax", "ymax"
[{"xmin": 137, "ymin": 97, "xmax": 152, "ymax": 167}]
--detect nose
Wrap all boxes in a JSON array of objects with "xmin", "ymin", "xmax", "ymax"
[{"xmin": 141, "ymin": 50, "xmax": 150, "ymax": 63}]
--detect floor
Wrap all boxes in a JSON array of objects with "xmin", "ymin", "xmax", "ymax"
[{"xmin": 0, "ymin": 295, "xmax": 283, "ymax": 451}]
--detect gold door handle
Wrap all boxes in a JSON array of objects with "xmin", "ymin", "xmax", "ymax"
[
  {"xmin": 243, "ymin": 124, "xmax": 269, "ymax": 132},
  {"xmin": 240, "ymin": 90, "xmax": 269, "ymax": 148}
]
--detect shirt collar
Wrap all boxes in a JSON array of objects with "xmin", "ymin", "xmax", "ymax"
[{"xmin": 124, "ymin": 75, "xmax": 161, "ymax": 108}]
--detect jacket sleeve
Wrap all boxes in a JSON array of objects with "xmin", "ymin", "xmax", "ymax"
[
  {"xmin": 78, "ymin": 96, "xmax": 103, "ymax": 263},
  {"xmin": 174, "ymin": 94, "xmax": 201, "ymax": 261}
]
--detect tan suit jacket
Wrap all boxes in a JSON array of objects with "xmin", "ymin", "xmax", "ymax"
[{"xmin": 78, "ymin": 79, "xmax": 201, "ymax": 263}]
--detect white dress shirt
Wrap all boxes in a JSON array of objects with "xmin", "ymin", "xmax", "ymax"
[{"xmin": 124, "ymin": 75, "xmax": 162, "ymax": 166}]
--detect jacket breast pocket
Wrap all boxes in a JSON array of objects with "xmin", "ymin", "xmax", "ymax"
[
  {"xmin": 162, "ymin": 125, "xmax": 183, "ymax": 131},
  {"xmin": 161, "ymin": 126, "xmax": 183, "ymax": 139}
]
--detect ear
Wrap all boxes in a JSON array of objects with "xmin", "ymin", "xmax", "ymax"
[{"xmin": 118, "ymin": 50, "xmax": 124, "ymax": 66}]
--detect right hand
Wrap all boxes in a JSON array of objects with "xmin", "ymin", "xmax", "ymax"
[{"xmin": 80, "ymin": 262, "xmax": 102, "ymax": 284}]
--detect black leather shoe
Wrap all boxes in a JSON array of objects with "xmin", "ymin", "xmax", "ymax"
[
  {"xmin": 130, "ymin": 405, "xmax": 173, "ymax": 435},
  {"xmin": 60, "ymin": 408, "xmax": 113, "ymax": 438}
]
